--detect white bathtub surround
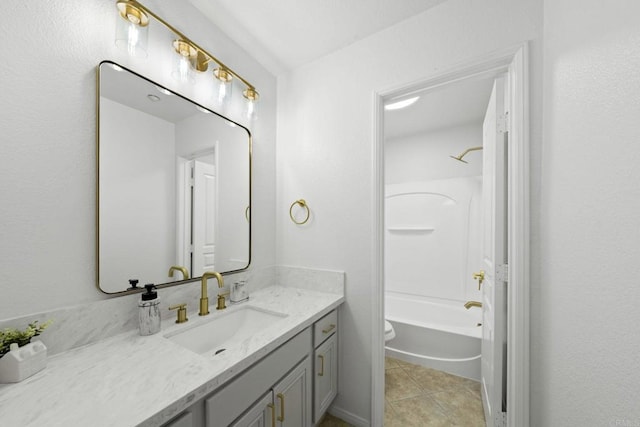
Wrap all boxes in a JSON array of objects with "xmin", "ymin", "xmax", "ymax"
[
  {"xmin": 385, "ymin": 178, "xmax": 482, "ymax": 304},
  {"xmin": 385, "ymin": 292, "xmax": 481, "ymax": 380},
  {"xmin": 0, "ymin": 285, "xmax": 344, "ymax": 426}
]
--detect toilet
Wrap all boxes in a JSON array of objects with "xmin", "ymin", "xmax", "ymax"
[{"xmin": 384, "ymin": 320, "xmax": 396, "ymax": 342}]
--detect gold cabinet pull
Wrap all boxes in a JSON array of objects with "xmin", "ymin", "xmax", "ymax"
[
  {"xmin": 318, "ymin": 354, "xmax": 325, "ymax": 376},
  {"xmin": 322, "ymin": 324, "xmax": 336, "ymax": 334},
  {"xmin": 267, "ymin": 403, "xmax": 276, "ymax": 427},
  {"xmin": 472, "ymin": 270, "xmax": 485, "ymax": 290},
  {"xmin": 276, "ymin": 393, "xmax": 285, "ymax": 422}
]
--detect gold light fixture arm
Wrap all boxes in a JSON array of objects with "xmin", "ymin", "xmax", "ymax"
[{"xmin": 117, "ymin": 0, "xmax": 258, "ymax": 96}]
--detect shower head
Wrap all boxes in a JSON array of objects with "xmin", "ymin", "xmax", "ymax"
[
  {"xmin": 450, "ymin": 146, "xmax": 482, "ymax": 164},
  {"xmin": 449, "ymin": 155, "xmax": 469, "ymax": 163}
]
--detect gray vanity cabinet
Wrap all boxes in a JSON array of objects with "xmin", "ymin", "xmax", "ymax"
[
  {"xmin": 229, "ymin": 392, "xmax": 272, "ymax": 427},
  {"xmin": 273, "ymin": 357, "xmax": 312, "ymax": 426},
  {"xmin": 231, "ymin": 357, "xmax": 312, "ymax": 427},
  {"xmin": 312, "ymin": 310, "xmax": 339, "ymax": 424},
  {"xmin": 162, "ymin": 307, "xmax": 341, "ymax": 427},
  {"xmin": 313, "ymin": 334, "xmax": 337, "ymax": 423},
  {"xmin": 205, "ymin": 329, "xmax": 312, "ymax": 427}
]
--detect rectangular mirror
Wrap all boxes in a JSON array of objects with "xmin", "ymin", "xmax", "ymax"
[{"xmin": 97, "ymin": 61, "xmax": 251, "ymax": 294}]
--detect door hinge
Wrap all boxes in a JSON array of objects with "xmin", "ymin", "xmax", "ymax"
[
  {"xmin": 497, "ymin": 112, "xmax": 509, "ymax": 133},
  {"xmin": 495, "ymin": 411, "xmax": 507, "ymax": 427},
  {"xmin": 497, "ymin": 264, "xmax": 509, "ymax": 283}
]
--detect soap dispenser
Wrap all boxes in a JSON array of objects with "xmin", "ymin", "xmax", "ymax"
[{"xmin": 139, "ymin": 284, "xmax": 161, "ymax": 336}]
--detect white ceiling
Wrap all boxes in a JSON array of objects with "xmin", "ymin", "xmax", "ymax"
[
  {"xmin": 384, "ymin": 75, "xmax": 496, "ymax": 140},
  {"xmin": 190, "ymin": 0, "xmax": 447, "ymax": 74}
]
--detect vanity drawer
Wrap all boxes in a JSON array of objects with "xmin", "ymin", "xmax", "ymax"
[{"xmin": 313, "ymin": 309, "xmax": 338, "ymax": 348}]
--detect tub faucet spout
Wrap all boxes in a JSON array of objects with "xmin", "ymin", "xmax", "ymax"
[{"xmin": 464, "ymin": 301, "xmax": 482, "ymax": 309}]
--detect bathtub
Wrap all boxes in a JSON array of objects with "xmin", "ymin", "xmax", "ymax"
[{"xmin": 385, "ymin": 293, "xmax": 482, "ymax": 380}]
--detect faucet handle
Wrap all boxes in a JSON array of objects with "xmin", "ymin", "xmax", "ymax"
[
  {"xmin": 472, "ymin": 270, "xmax": 485, "ymax": 290},
  {"xmin": 216, "ymin": 294, "xmax": 227, "ymax": 311},
  {"xmin": 169, "ymin": 303, "xmax": 188, "ymax": 323}
]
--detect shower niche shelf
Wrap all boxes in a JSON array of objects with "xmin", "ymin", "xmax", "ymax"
[{"xmin": 387, "ymin": 226, "xmax": 435, "ymax": 232}]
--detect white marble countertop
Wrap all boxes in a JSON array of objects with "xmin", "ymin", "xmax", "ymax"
[{"xmin": 0, "ymin": 286, "xmax": 344, "ymax": 427}]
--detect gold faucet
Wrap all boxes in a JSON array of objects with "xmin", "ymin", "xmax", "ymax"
[
  {"xmin": 464, "ymin": 301, "xmax": 483, "ymax": 309},
  {"xmin": 168, "ymin": 265, "xmax": 190, "ymax": 280},
  {"xmin": 200, "ymin": 271, "xmax": 224, "ymax": 315}
]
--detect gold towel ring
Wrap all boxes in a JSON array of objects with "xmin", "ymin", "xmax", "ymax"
[{"xmin": 289, "ymin": 199, "xmax": 310, "ymax": 225}]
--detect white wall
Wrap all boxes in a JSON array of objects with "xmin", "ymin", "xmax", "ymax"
[
  {"xmin": 277, "ymin": 0, "xmax": 542, "ymax": 422},
  {"xmin": 0, "ymin": 0, "xmax": 276, "ymax": 319},
  {"xmin": 385, "ymin": 123, "xmax": 483, "ymax": 184},
  {"xmin": 100, "ymin": 97, "xmax": 176, "ymax": 290},
  {"xmin": 533, "ymin": 1, "xmax": 640, "ymax": 425}
]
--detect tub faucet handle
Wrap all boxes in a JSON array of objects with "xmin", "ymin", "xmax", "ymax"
[{"xmin": 472, "ymin": 270, "xmax": 485, "ymax": 290}]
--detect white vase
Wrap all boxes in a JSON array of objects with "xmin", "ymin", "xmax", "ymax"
[{"xmin": 0, "ymin": 340, "xmax": 47, "ymax": 383}]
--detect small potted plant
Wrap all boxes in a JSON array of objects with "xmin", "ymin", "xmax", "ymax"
[{"xmin": 0, "ymin": 320, "xmax": 52, "ymax": 383}]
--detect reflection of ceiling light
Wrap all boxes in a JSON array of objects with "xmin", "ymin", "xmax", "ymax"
[
  {"xmin": 197, "ymin": 106, "xmax": 211, "ymax": 114},
  {"xmin": 109, "ymin": 63, "xmax": 124, "ymax": 72},
  {"xmin": 155, "ymin": 86, "xmax": 173, "ymax": 96},
  {"xmin": 385, "ymin": 96, "xmax": 419, "ymax": 111},
  {"xmin": 227, "ymin": 121, "xmax": 237, "ymax": 128},
  {"xmin": 147, "ymin": 94, "xmax": 160, "ymax": 102}
]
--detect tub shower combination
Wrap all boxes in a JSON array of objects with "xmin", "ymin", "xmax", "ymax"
[{"xmin": 384, "ymin": 177, "xmax": 483, "ymax": 380}]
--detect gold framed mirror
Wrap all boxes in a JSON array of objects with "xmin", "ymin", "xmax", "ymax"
[{"xmin": 97, "ymin": 61, "xmax": 251, "ymax": 294}]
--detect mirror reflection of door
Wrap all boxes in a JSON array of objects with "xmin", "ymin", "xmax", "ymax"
[
  {"xmin": 98, "ymin": 61, "xmax": 251, "ymax": 293},
  {"xmin": 180, "ymin": 156, "xmax": 217, "ymax": 278}
]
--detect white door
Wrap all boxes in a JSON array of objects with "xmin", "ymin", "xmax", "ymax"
[
  {"xmin": 481, "ymin": 76, "xmax": 508, "ymax": 426},
  {"xmin": 192, "ymin": 160, "xmax": 217, "ymax": 277}
]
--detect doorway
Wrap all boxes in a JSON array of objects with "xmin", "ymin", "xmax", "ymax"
[{"xmin": 372, "ymin": 44, "xmax": 530, "ymax": 427}]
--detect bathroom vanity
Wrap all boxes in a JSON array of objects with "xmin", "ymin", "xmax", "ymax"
[
  {"xmin": 165, "ymin": 308, "xmax": 339, "ymax": 427},
  {"xmin": 0, "ymin": 285, "xmax": 343, "ymax": 426}
]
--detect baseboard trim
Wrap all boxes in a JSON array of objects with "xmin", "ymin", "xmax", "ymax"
[{"xmin": 328, "ymin": 405, "xmax": 370, "ymax": 427}]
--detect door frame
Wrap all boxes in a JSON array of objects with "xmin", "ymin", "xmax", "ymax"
[{"xmin": 371, "ymin": 43, "xmax": 530, "ymax": 427}]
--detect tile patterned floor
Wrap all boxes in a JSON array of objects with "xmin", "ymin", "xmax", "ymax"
[
  {"xmin": 318, "ymin": 357, "xmax": 485, "ymax": 427},
  {"xmin": 318, "ymin": 412, "xmax": 356, "ymax": 426},
  {"xmin": 384, "ymin": 357, "xmax": 485, "ymax": 426}
]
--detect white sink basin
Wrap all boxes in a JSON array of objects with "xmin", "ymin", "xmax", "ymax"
[{"xmin": 164, "ymin": 306, "xmax": 288, "ymax": 356}]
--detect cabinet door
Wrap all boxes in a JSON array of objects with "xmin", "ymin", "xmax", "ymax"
[
  {"xmin": 273, "ymin": 357, "xmax": 312, "ymax": 427},
  {"xmin": 313, "ymin": 333, "xmax": 337, "ymax": 424},
  {"xmin": 163, "ymin": 410, "xmax": 194, "ymax": 427},
  {"xmin": 230, "ymin": 392, "xmax": 275, "ymax": 427}
]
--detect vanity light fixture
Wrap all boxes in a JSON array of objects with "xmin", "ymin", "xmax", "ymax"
[
  {"xmin": 384, "ymin": 96, "xmax": 419, "ymax": 111},
  {"xmin": 213, "ymin": 67, "xmax": 233, "ymax": 104},
  {"xmin": 115, "ymin": 1, "xmax": 149, "ymax": 57},
  {"xmin": 243, "ymin": 87, "xmax": 259, "ymax": 120},
  {"xmin": 115, "ymin": 0, "xmax": 260, "ymax": 118}
]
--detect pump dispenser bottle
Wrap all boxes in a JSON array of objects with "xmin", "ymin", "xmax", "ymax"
[{"xmin": 139, "ymin": 284, "xmax": 161, "ymax": 336}]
